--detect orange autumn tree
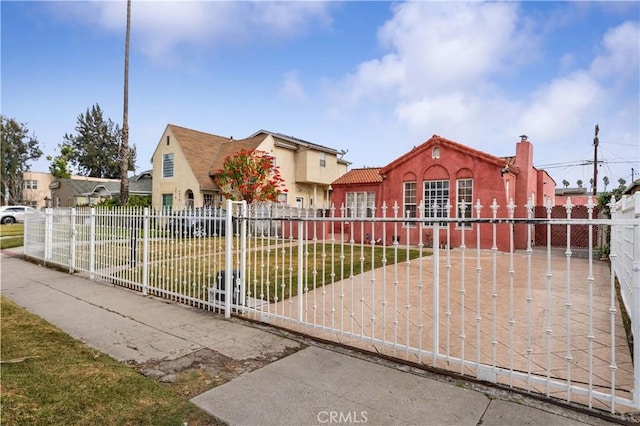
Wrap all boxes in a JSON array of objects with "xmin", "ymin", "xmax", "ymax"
[{"xmin": 213, "ymin": 149, "xmax": 287, "ymax": 203}]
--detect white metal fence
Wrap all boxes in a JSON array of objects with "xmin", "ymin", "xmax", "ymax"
[{"xmin": 22, "ymin": 194, "xmax": 640, "ymax": 414}]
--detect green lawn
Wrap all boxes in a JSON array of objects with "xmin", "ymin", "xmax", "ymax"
[
  {"xmin": 142, "ymin": 241, "xmax": 430, "ymax": 301},
  {"xmin": 0, "ymin": 296, "xmax": 220, "ymax": 425},
  {"xmin": 0, "ymin": 224, "xmax": 24, "ymax": 249}
]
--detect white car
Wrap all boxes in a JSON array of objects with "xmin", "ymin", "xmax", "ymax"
[{"xmin": 0, "ymin": 205, "xmax": 41, "ymax": 224}]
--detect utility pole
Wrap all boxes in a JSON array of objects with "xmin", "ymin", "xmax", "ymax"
[{"xmin": 593, "ymin": 124, "xmax": 599, "ymax": 196}]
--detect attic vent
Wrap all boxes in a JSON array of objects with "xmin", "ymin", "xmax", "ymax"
[
  {"xmin": 432, "ymin": 146, "xmax": 440, "ymax": 159},
  {"xmin": 166, "ymin": 135, "xmax": 170, "ymax": 146}
]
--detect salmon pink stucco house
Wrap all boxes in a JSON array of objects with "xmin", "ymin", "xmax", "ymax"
[{"xmin": 330, "ymin": 135, "xmax": 555, "ymax": 251}]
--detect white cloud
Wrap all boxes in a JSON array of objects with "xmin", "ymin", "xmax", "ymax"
[
  {"xmin": 280, "ymin": 69, "xmax": 306, "ymax": 100},
  {"xmin": 327, "ymin": 1, "xmax": 543, "ymax": 146},
  {"xmin": 334, "ymin": 1, "xmax": 533, "ymax": 105},
  {"xmin": 516, "ymin": 71, "xmax": 604, "ymax": 143},
  {"xmin": 590, "ymin": 21, "xmax": 640, "ymax": 81},
  {"xmin": 48, "ymin": 1, "xmax": 333, "ymax": 61},
  {"xmin": 248, "ymin": 2, "xmax": 333, "ymax": 37}
]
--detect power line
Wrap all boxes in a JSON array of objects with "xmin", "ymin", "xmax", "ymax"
[{"xmin": 538, "ymin": 160, "xmax": 633, "ymax": 169}]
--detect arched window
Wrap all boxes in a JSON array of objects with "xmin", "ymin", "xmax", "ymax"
[
  {"xmin": 432, "ymin": 146, "xmax": 440, "ymax": 159},
  {"xmin": 185, "ymin": 190, "xmax": 194, "ymax": 208}
]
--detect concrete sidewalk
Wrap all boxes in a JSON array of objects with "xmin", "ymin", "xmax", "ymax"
[{"xmin": 0, "ymin": 249, "xmax": 622, "ymax": 426}]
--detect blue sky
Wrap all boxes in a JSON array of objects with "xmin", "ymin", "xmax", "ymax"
[{"xmin": 2, "ymin": 1, "xmax": 639, "ymax": 190}]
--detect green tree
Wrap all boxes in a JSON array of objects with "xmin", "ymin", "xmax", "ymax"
[
  {"xmin": 0, "ymin": 115, "xmax": 43, "ymax": 204},
  {"xmin": 213, "ymin": 149, "xmax": 287, "ymax": 203},
  {"xmin": 562, "ymin": 179, "xmax": 569, "ymax": 188},
  {"xmin": 47, "ymin": 144, "xmax": 73, "ymax": 178},
  {"xmin": 603, "ymin": 176, "xmax": 609, "ymax": 191},
  {"xmin": 598, "ymin": 179, "xmax": 628, "ymax": 215},
  {"xmin": 618, "ymin": 178, "xmax": 626, "ymax": 189},
  {"xmin": 64, "ymin": 104, "xmax": 136, "ymax": 178}
]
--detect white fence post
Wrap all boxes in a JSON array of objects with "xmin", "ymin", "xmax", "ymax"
[
  {"xmin": 224, "ymin": 200, "xmax": 233, "ymax": 319},
  {"xmin": 631, "ymin": 193, "xmax": 640, "ymax": 408},
  {"xmin": 69, "ymin": 208, "xmax": 76, "ymax": 273},
  {"xmin": 44, "ymin": 208, "xmax": 53, "ymax": 261},
  {"xmin": 240, "ymin": 201, "xmax": 247, "ymax": 311},
  {"xmin": 89, "ymin": 207, "xmax": 96, "ymax": 279},
  {"xmin": 142, "ymin": 207, "xmax": 149, "ymax": 296},
  {"xmin": 298, "ymin": 215, "xmax": 304, "ymax": 323}
]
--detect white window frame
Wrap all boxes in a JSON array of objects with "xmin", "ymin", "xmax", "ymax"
[
  {"xmin": 456, "ymin": 178, "xmax": 473, "ymax": 229},
  {"xmin": 24, "ymin": 180, "xmax": 38, "ymax": 189},
  {"xmin": 423, "ymin": 180, "xmax": 449, "ymax": 225},
  {"xmin": 346, "ymin": 191, "xmax": 375, "ymax": 218},
  {"xmin": 319, "ymin": 152, "xmax": 326, "ymax": 168},
  {"xmin": 403, "ymin": 182, "xmax": 417, "ymax": 227},
  {"xmin": 162, "ymin": 153, "xmax": 174, "ymax": 178}
]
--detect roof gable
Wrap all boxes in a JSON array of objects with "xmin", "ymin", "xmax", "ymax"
[
  {"xmin": 163, "ymin": 124, "xmax": 267, "ymax": 189},
  {"xmin": 166, "ymin": 124, "xmax": 231, "ymax": 190},
  {"xmin": 380, "ymin": 135, "xmax": 520, "ymax": 175},
  {"xmin": 208, "ymin": 134, "xmax": 266, "ymax": 176},
  {"xmin": 60, "ymin": 176, "xmax": 151, "ymax": 196}
]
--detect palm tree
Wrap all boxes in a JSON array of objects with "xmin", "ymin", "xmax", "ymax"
[
  {"xmin": 618, "ymin": 178, "xmax": 627, "ymax": 189},
  {"xmin": 577, "ymin": 179, "xmax": 583, "ymax": 188},
  {"xmin": 562, "ymin": 179, "xmax": 569, "ymax": 188},
  {"xmin": 589, "ymin": 178, "xmax": 594, "ymax": 191},
  {"xmin": 119, "ymin": 0, "xmax": 132, "ymax": 205},
  {"xmin": 603, "ymin": 176, "xmax": 609, "ymax": 191}
]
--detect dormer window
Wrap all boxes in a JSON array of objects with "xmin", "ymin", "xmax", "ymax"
[{"xmin": 432, "ymin": 146, "xmax": 440, "ymax": 159}]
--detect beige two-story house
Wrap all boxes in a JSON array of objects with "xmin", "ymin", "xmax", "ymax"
[
  {"xmin": 151, "ymin": 124, "xmax": 350, "ymax": 210},
  {"xmin": 21, "ymin": 171, "xmax": 56, "ymax": 209}
]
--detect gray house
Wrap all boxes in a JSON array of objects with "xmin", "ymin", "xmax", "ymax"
[{"xmin": 48, "ymin": 171, "xmax": 152, "ymax": 207}]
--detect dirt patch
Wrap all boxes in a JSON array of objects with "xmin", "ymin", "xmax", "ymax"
[{"xmin": 129, "ymin": 344, "xmax": 305, "ymax": 399}]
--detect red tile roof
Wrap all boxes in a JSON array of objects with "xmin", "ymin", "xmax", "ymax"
[{"xmin": 332, "ymin": 168, "xmax": 383, "ymax": 185}]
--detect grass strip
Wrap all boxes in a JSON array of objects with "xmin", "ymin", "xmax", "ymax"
[
  {"xmin": 0, "ymin": 224, "xmax": 24, "ymax": 249},
  {"xmin": 0, "ymin": 296, "xmax": 219, "ymax": 426}
]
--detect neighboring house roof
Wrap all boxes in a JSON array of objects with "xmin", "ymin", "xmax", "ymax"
[
  {"xmin": 166, "ymin": 124, "xmax": 235, "ymax": 191},
  {"xmin": 162, "ymin": 124, "xmax": 351, "ymax": 191},
  {"xmin": 624, "ymin": 179, "xmax": 640, "ymax": 195},
  {"xmin": 164, "ymin": 124, "xmax": 267, "ymax": 189},
  {"xmin": 555, "ymin": 187, "xmax": 587, "ymax": 196},
  {"xmin": 58, "ymin": 175, "xmax": 151, "ymax": 197},
  {"xmin": 129, "ymin": 172, "xmax": 152, "ymax": 194},
  {"xmin": 134, "ymin": 170, "xmax": 152, "ymax": 180},
  {"xmin": 250, "ymin": 129, "xmax": 351, "ymax": 165},
  {"xmin": 332, "ymin": 168, "xmax": 383, "ymax": 185},
  {"xmin": 208, "ymin": 134, "xmax": 266, "ymax": 176},
  {"xmin": 380, "ymin": 135, "xmax": 521, "ymax": 175}
]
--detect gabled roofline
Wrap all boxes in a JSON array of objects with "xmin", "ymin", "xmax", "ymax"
[
  {"xmin": 87, "ymin": 184, "xmax": 113, "ymax": 195},
  {"xmin": 134, "ymin": 170, "xmax": 152, "ymax": 180},
  {"xmin": 150, "ymin": 124, "xmax": 232, "ymax": 163},
  {"xmin": 380, "ymin": 135, "xmax": 521, "ymax": 175}
]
